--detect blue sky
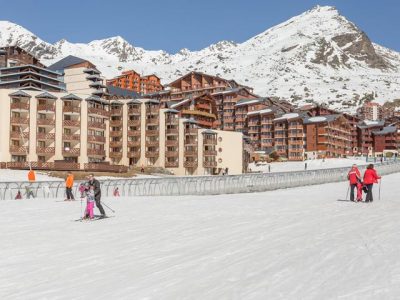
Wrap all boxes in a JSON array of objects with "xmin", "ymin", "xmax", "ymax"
[{"xmin": 1, "ymin": 0, "xmax": 399, "ymax": 53}]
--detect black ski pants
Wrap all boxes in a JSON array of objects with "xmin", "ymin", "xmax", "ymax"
[
  {"xmin": 95, "ymin": 194, "xmax": 106, "ymax": 216},
  {"xmin": 365, "ymin": 184, "xmax": 374, "ymax": 202},
  {"xmin": 66, "ymin": 187, "xmax": 74, "ymax": 200},
  {"xmin": 349, "ymin": 184, "xmax": 357, "ymax": 201}
]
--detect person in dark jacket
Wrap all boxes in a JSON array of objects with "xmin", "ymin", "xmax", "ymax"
[
  {"xmin": 347, "ymin": 164, "xmax": 361, "ymax": 202},
  {"xmin": 363, "ymin": 164, "xmax": 381, "ymax": 202},
  {"xmin": 88, "ymin": 174, "xmax": 106, "ymax": 217}
]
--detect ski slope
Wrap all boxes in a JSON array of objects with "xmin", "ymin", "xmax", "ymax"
[{"xmin": 1, "ymin": 172, "xmax": 399, "ymax": 299}]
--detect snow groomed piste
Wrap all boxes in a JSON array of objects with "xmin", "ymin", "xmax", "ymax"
[{"xmin": 0, "ymin": 160, "xmax": 400, "ymax": 200}]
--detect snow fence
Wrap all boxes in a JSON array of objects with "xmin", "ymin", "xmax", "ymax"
[{"xmin": 1, "ymin": 161, "xmax": 400, "ymax": 200}]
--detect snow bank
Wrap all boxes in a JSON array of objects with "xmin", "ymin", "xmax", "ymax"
[{"xmin": 0, "ymin": 172, "xmax": 399, "ymax": 299}]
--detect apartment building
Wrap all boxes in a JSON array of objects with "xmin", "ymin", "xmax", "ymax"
[
  {"xmin": 356, "ymin": 120, "xmax": 385, "ymax": 156},
  {"xmin": 372, "ymin": 126, "xmax": 398, "ymax": 156},
  {"xmin": 106, "ymin": 70, "xmax": 163, "ymax": 94}
]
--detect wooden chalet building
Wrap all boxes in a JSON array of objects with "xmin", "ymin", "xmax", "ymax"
[{"xmin": 106, "ymin": 70, "xmax": 163, "ymax": 95}]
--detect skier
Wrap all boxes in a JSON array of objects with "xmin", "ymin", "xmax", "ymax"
[
  {"xmin": 24, "ymin": 186, "xmax": 34, "ymax": 199},
  {"xmin": 27, "ymin": 169, "xmax": 36, "ymax": 182},
  {"xmin": 363, "ymin": 164, "xmax": 381, "ymax": 203},
  {"xmin": 347, "ymin": 164, "xmax": 361, "ymax": 202},
  {"xmin": 88, "ymin": 174, "xmax": 106, "ymax": 218},
  {"xmin": 15, "ymin": 190, "xmax": 22, "ymax": 200},
  {"xmin": 83, "ymin": 185, "xmax": 95, "ymax": 220},
  {"xmin": 113, "ymin": 187, "xmax": 120, "ymax": 197},
  {"xmin": 65, "ymin": 171, "xmax": 75, "ymax": 201}
]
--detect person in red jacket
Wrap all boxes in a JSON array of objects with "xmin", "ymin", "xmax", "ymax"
[
  {"xmin": 363, "ymin": 164, "xmax": 381, "ymax": 202},
  {"xmin": 347, "ymin": 164, "xmax": 362, "ymax": 202}
]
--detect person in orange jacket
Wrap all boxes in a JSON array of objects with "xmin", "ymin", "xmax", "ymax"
[
  {"xmin": 65, "ymin": 171, "xmax": 75, "ymax": 201},
  {"xmin": 27, "ymin": 169, "xmax": 36, "ymax": 182},
  {"xmin": 363, "ymin": 164, "xmax": 381, "ymax": 203},
  {"xmin": 347, "ymin": 164, "xmax": 361, "ymax": 202}
]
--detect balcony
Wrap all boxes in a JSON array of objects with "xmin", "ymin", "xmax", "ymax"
[
  {"xmin": 165, "ymin": 151, "xmax": 178, "ymax": 157},
  {"xmin": 109, "ymin": 141, "xmax": 123, "ymax": 148},
  {"xmin": 87, "ymin": 149, "xmax": 106, "ymax": 156},
  {"xmin": 184, "ymin": 161, "xmax": 198, "ymax": 168},
  {"xmin": 184, "ymin": 139, "xmax": 197, "ymax": 146},
  {"xmin": 36, "ymin": 147, "xmax": 55, "ymax": 155},
  {"xmin": 109, "ymin": 108, "xmax": 122, "ymax": 116},
  {"xmin": 110, "ymin": 131, "xmax": 122, "ymax": 137},
  {"xmin": 37, "ymin": 119, "xmax": 55, "ymax": 126},
  {"xmin": 146, "ymin": 108, "xmax": 159, "ymax": 115},
  {"xmin": 128, "ymin": 119, "xmax": 140, "ymax": 126},
  {"xmin": 63, "ymin": 134, "xmax": 80, "ymax": 141},
  {"xmin": 37, "ymin": 133, "xmax": 55, "ymax": 140},
  {"xmin": 9, "ymin": 146, "xmax": 28, "ymax": 154},
  {"xmin": 62, "ymin": 148, "xmax": 80, "ymax": 156},
  {"xmin": 145, "ymin": 140, "xmax": 159, "ymax": 147},
  {"xmin": 109, "ymin": 120, "xmax": 123, "ymax": 127},
  {"xmin": 145, "ymin": 151, "xmax": 159, "ymax": 158},
  {"xmin": 87, "ymin": 135, "xmax": 106, "ymax": 143},
  {"xmin": 109, "ymin": 151, "xmax": 123, "ymax": 158},
  {"xmin": 184, "ymin": 150, "xmax": 198, "ymax": 157},
  {"xmin": 166, "ymin": 128, "xmax": 179, "ymax": 135},
  {"xmin": 10, "ymin": 117, "xmax": 29, "ymax": 125},
  {"xmin": 63, "ymin": 120, "xmax": 80, "ymax": 128},
  {"xmin": 203, "ymin": 138, "xmax": 217, "ymax": 145},
  {"xmin": 128, "ymin": 108, "xmax": 140, "ymax": 115},
  {"xmin": 63, "ymin": 106, "xmax": 80, "ymax": 114},
  {"xmin": 165, "ymin": 161, "xmax": 179, "ymax": 168},
  {"xmin": 127, "ymin": 152, "xmax": 141, "ymax": 158},
  {"xmin": 37, "ymin": 104, "xmax": 55, "ymax": 113},
  {"xmin": 146, "ymin": 129, "xmax": 158, "ymax": 136},
  {"xmin": 10, "ymin": 132, "xmax": 29, "ymax": 139},
  {"xmin": 146, "ymin": 118, "xmax": 159, "ymax": 126},
  {"xmin": 203, "ymin": 150, "xmax": 217, "ymax": 156},
  {"xmin": 127, "ymin": 130, "xmax": 141, "ymax": 137},
  {"xmin": 166, "ymin": 140, "xmax": 179, "ymax": 146},
  {"xmin": 127, "ymin": 140, "xmax": 141, "ymax": 147},
  {"xmin": 185, "ymin": 128, "xmax": 198, "ymax": 135},
  {"xmin": 88, "ymin": 107, "xmax": 109, "ymax": 118},
  {"xmin": 10, "ymin": 103, "xmax": 29, "ymax": 111},
  {"xmin": 88, "ymin": 122, "xmax": 106, "ymax": 130},
  {"xmin": 203, "ymin": 161, "xmax": 217, "ymax": 168}
]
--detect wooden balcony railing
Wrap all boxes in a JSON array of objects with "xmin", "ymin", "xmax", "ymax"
[
  {"xmin": 127, "ymin": 130, "xmax": 141, "ymax": 137},
  {"xmin": 184, "ymin": 150, "xmax": 198, "ymax": 157},
  {"xmin": 128, "ymin": 108, "xmax": 140, "ymax": 115},
  {"xmin": 109, "ymin": 108, "xmax": 122, "ymax": 116},
  {"xmin": 127, "ymin": 152, "xmax": 141, "ymax": 158},
  {"xmin": 109, "ymin": 131, "xmax": 122, "ymax": 137},
  {"xmin": 165, "ymin": 151, "xmax": 178, "ymax": 157},
  {"xmin": 63, "ymin": 120, "xmax": 80, "ymax": 127},
  {"xmin": 10, "ymin": 132, "xmax": 29, "ymax": 139},
  {"xmin": 145, "ymin": 151, "xmax": 159, "ymax": 158},
  {"xmin": 185, "ymin": 128, "xmax": 198, "ymax": 135},
  {"xmin": 87, "ymin": 135, "xmax": 106, "ymax": 143},
  {"xmin": 184, "ymin": 161, "xmax": 198, "ymax": 168},
  {"xmin": 203, "ymin": 150, "xmax": 217, "ymax": 156},
  {"xmin": 88, "ymin": 107, "xmax": 109, "ymax": 117},
  {"xmin": 109, "ymin": 141, "xmax": 123, "ymax": 148},
  {"xmin": 166, "ymin": 140, "xmax": 179, "ymax": 146},
  {"xmin": 37, "ymin": 119, "xmax": 55, "ymax": 126},
  {"xmin": 203, "ymin": 161, "xmax": 217, "ymax": 168},
  {"xmin": 63, "ymin": 134, "xmax": 80, "ymax": 141},
  {"xmin": 203, "ymin": 138, "xmax": 217, "ymax": 145},
  {"xmin": 88, "ymin": 122, "xmax": 106, "ymax": 130},
  {"xmin": 9, "ymin": 146, "xmax": 28, "ymax": 154},
  {"xmin": 62, "ymin": 148, "xmax": 81, "ymax": 156},
  {"xmin": 10, "ymin": 117, "xmax": 29, "ymax": 125},
  {"xmin": 146, "ymin": 118, "xmax": 159, "ymax": 125},
  {"xmin": 63, "ymin": 106, "xmax": 80, "ymax": 114},
  {"xmin": 37, "ymin": 133, "xmax": 55, "ymax": 140},
  {"xmin": 84, "ymin": 163, "xmax": 127, "ymax": 173},
  {"xmin": 109, "ymin": 120, "xmax": 123, "ymax": 127},
  {"xmin": 11, "ymin": 103, "xmax": 29, "ymax": 110},
  {"xmin": 128, "ymin": 141, "xmax": 141, "ymax": 147},
  {"xmin": 128, "ymin": 119, "xmax": 140, "ymax": 126},
  {"xmin": 87, "ymin": 149, "xmax": 106, "ymax": 156},
  {"xmin": 165, "ymin": 161, "xmax": 179, "ymax": 168},
  {"xmin": 145, "ymin": 140, "xmax": 159, "ymax": 147},
  {"xmin": 166, "ymin": 128, "xmax": 179, "ymax": 135},
  {"xmin": 37, "ymin": 104, "xmax": 55, "ymax": 112},
  {"xmin": 146, "ymin": 130, "xmax": 158, "ymax": 136},
  {"xmin": 109, "ymin": 152, "xmax": 123, "ymax": 158},
  {"xmin": 36, "ymin": 147, "xmax": 55, "ymax": 155}
]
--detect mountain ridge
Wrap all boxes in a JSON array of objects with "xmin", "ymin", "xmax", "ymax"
[{"xmin": 1, "ymin": 6, "xmax": 400, "ymax": 112}]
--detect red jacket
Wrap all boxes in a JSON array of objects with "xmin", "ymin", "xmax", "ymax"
[
  {"xmin": 363, "ymin": 169, "xmax": 381, "ymax": 185},
  {"xmin": 348, "ymin": 168, "xmax": 361, "ymax": 184}
]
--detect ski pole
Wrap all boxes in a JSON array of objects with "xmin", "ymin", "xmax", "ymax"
[
  {"xmin": 345, "ymin": 184, "xmax": 350, "ymax": 201},
  {"xmin": 101, "ymin": 201, "xmax": 115, "ymax": 213},
  {"xmin": 80, "ymin": 196, "xmax": 83, "ymax": 221},
  {"xmin": 379, "ymin": 179, "xmax": 381, "ymax": 201}
]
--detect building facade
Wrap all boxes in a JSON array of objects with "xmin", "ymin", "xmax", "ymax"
[{"xmin": 106, "ymin": 70, "xmax": 163, "ymax": 95}]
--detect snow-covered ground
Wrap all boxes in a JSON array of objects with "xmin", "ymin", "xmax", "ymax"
[
  {"xmin": 250, "ymin": 158, "xmax": 369, "ymax": 173},
  {"xmin": 1, "ymin": 172, "xmax": 399, "ymax": 299}
]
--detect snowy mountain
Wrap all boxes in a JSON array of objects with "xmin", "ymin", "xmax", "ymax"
[{"xmin": 1, "ymin": 6, "xmax": 400, "ymax": 112}]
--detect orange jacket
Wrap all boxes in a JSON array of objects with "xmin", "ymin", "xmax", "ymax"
[
  {"xmin": 66, "ymin": 174, "xmax": 74, "ymax": 188},
  {"xmin": 28, "ymin": 170, "xmax": 36, "ymax": 182}
]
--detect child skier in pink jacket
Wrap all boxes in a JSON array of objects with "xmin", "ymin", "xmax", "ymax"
[{"xmin": 84, "ymin": 185, "xmax": 95, "ymax": 220}]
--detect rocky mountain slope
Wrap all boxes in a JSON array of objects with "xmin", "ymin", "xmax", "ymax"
[{"xmin": 1, "ymin": 6, "xmax": 400, "ymax": 112}]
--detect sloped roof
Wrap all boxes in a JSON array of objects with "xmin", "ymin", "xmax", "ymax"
[
  {"xmin": 47, "ymin": 55, "xmax": 88, "ymax": 72},
  {"xmin": 303, "ymin": 114, "xmax": 342, "ymax": 124},
  {"xmin": 372, "ymin": 126, "xmax": 397, "ymax": 135},
  {"xmin": 9, "ymin": 90, "xmax": 31, "ymax": 98},
  {"xmin": 107, "ymin": 85, "xmax": 140, "ymax": 99},
  {"xmin": 35, "ymin": 91, "xmax": 57, "ymax": 99},
  {"xmin": 61, "ymin": 93, "xmax": 82, "ymax": 101}
]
